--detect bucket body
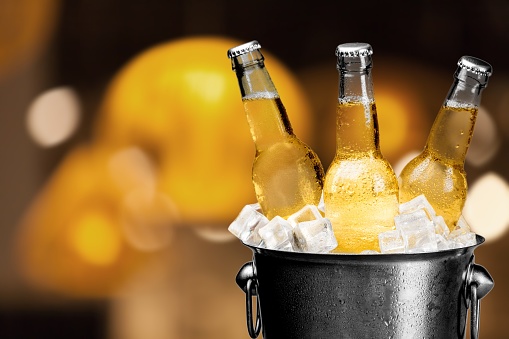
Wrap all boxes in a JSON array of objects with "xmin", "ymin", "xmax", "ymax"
[{"xmin": 238, "ymin": 235, "xmax": 492, "ymax": 339}]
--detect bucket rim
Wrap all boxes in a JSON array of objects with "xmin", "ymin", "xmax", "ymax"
[{"xmin": 242, "ymin": 234, "xmax": 485, "ymax": 263}]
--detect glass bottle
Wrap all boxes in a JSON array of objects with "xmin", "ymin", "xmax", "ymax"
[
  {"xmin": 398, "ymin": 56, "xmax": 492, "ymax": 231},
  {"xmin": 227, "ymin": 40, "xmax": 325, "ymax": 220},
  {"xmin": 324, "ymin": 42, "xmax": 399, "ymax": 253}
]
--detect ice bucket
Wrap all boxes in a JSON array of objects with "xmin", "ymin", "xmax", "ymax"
[{"xmin": 236, "ymin": 235, "xmax": 493, "ymax": 339}]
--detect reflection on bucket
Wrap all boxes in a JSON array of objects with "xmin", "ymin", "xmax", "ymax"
[{"xmin": 236, "ymin": 235, "xmax": 493, "ymax": 339}]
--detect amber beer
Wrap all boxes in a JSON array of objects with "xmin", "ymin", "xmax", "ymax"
[
  {"xmin": 324, "ymin": 43, "xmax": 399, "ymax": 253},
  {"xmin": 399, "ymin": 56, "xmax": 492, "ymax": 230},
  {"xmin": 398, "ymin": 106, "xmax": 477, "ymax": 230},
  {"xmin": 228, "ymin": 41, "xmax": 325, "ymax": 220}
]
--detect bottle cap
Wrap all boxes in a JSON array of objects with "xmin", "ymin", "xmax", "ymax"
[
  {"xmin": 335, "ymin": 42, "xmax": 373, "ymax": 70},
  {"xmin": 335, "ymin": 42, "xmax": 373, "ymax": 57},
  {"xmin": 455, "ymin": 56, "xmax": 492, "ymax": 87},
  {"xmin": 227, "ymin": 40, "xmax": 262, "ymax": 58}
]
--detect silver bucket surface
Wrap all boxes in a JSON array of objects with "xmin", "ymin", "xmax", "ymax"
[{"xmin": 236, "ymin": 235, "xmax": 493, "ymax": 339}]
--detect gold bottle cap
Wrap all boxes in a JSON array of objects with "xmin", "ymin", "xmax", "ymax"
[
  {"xmin": 335, "ymin": 42, "xmax": 373, "ymax": 57},
  {"xmin": 227, "ymin": 40, "xmax": 262, "ymax": 58}
]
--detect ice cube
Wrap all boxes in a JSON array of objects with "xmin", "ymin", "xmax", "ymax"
[
  {"xmin": 432, "ymin": 215, "xmax": 450, "ymax": 237},
  {"xmin": 436, "ymin": 234, "xmax": 451, "ymax": 251},
  {"xmin": 450, "ymin": 232, "xmax": 477, "ymax": 249},
  {"xmin": 449, "ymin": 225, "xmax": 470, "ymax": 238},
  {"xmin": 395, "ymin": 210, "xmax": 437, "ymax": 253},
  {"xmin": 448, "ymin": 217, "xmax": 477, "ymax": 249},
  {"xmin": 378, "ymin": 229, "xmax": 405, "ymax": 254},
  {"xmin": 245, "ymin": 225, "xmax": 265, "ymax": 247},
  {"xmin": 394, "ymin": 209, "xmax": 430, "ymax": 230},
  {"xmin": 403, "ymin": 226, "xmax": 437, "ymax": 253},
  {"xmin": 287, "ymin": 204, "xmax": 323, "ymax": 227},
  {"xmin": 399, "ymin": 194, "xmax": 436, "ymax": 219},
  {"xmin": 228, "ymin": 203, "xmax": 269, "ymax": 246},
  {"xmin": 293, "ymin": 218, "xmax": 337, "ymax": 253},
  {"xmin": 258, "ymin": 216, "xmax": 295, "ymax": 251}
]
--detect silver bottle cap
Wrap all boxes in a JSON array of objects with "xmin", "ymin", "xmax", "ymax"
[
  {"xmin": 455, "ymin": 56, "xmax": 492, "ymax": 87},
  {"xmin": 335, "ymin": 42, "xmax": 373, "ymax": 57},
  {"xmin": 335, "ymin": 42, "xmax": 373, "ymax": 70},
  {"xmin": 227, "ymin": 40, "xmax": 262, "ymax": 58}
]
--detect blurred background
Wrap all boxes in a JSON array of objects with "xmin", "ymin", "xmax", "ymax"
[{"xmin": 1, "ymin": 0, "xmax": 509, "ymax": 338}]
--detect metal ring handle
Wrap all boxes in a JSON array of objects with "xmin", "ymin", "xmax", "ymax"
[
  {"xmin": 465, "ymin": 259, "xmax": 493, "ymax": 339},
  {"xmin": 246, "ymin": 278, "xmax": 262, "ymax": 338},
  {"xmin": 470, "ymin": 284, "xmax": 480, "ymax": 339}
]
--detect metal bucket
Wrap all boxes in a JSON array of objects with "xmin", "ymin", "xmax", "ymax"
[{"xmin": 236, "ymin": 235, "xmax": 493, "ymax": 339}]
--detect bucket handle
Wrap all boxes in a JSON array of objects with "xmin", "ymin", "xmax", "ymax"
[
  {"xmin": 465, "ymin": 258, "xmax": 494, "ymax": 339},
  {"xmin": 236, "ymin": 261, "xmax": 262, "ymax": 338}
]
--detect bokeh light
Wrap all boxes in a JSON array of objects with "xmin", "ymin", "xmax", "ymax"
[
  {"xmin": 120, "ymin": 189, "xmax": 177, "ymax": 252},
  {"xmin": 69, "ymin": 208, "xmax": 122, "ymax": 266},
  {"xmin": 26, "ymin": 86, "xmax": 81, "ymax": 147},
  {"xmin": 14, "ymin": 145, "xmax": 155, "ymax": 297},
  {"xmin": 463, "ymin": 172, "xmax": 509, "ymax": 242},
  {"xmin": 393, "ymin": 150, "xmax": 421, "ymax": 177},
  {"xmin": 108, "ymin": 147, "xmax": 157, "ymax": 193}
]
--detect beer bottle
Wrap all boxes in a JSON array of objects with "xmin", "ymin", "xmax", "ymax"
[
  {"xmin": 324, "ymin": 42, "xmax": 399, "ymax": 253},
  {"xmin": 227, "ymin": 40, "xmax": 325, "ymax": 220},
  {"xmin": 398, "ymin": 56, "xmax": 492, "ymax": 231}
]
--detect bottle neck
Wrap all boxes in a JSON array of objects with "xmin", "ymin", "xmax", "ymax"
[
  {"xmin": 232, "ymin": 51, "xmax": 294, "ymax": 151},
  {"xmin": 335, "ymin": 60, "xmax": 380, "ymax": 156},
  {"xmin": 444, "ymin": 77, "xmax": 483, "ymax": 107},
  {"xmin": 338, "ymin": 64, "xmax": 375, "ymax": 102},
  {"xmin": 425, "ymin": 78, "xmax": 484, "ymax": 164},
  {"xmin": 232, "ymin": 52, "xmax": 279, "ymax": 99}
]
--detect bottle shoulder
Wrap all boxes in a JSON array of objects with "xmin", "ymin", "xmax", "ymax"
[
  {"xmin": 253, "ymin": 137, "xmax": 325, "ymax": 186},
  {"xmin": 325, "ymin": 155, "xmax": 397, "ymax": 182},
  {"xmin": 398, "ymin": 151, "xmax": 466, "ymax": 180},
  {"xmin": 255, "ymin": 137, "xmax": 320, "ymax": 159}
]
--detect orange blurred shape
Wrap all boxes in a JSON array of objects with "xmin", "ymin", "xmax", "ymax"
[
  {"xmin": 17, "ymin": 37, "xmax": 312, "ymax": 296},
  {"xmin": 15, "ymin": 36, "xmax": 313, "ymax": 296},
  {"xmin": 14, "ymin": 144, "xmax": 164, "ymax": 297},
  {"xmin": 0, "ymin": 0, "xmax": 61, "ymax": 77},
  {"xmin": 93, "ymin": 36, "xmax": 314, "ymax": 226}
]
